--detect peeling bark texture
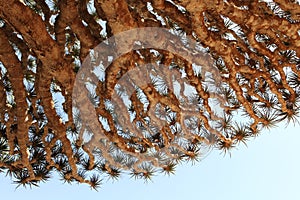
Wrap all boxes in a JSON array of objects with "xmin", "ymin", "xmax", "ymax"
[{"xmin": 0, "ymin": 0, "xmax": 300, "ymax": 189}]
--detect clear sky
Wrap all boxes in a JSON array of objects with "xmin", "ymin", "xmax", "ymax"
[{"xmin": 1, "ymin": 121, "xmax": 299, "ymax": 200}]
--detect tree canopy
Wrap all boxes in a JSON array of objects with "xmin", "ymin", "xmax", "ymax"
[{"xmin": 0, "ymin": 0, "xmax": 300, "ymax": 190}]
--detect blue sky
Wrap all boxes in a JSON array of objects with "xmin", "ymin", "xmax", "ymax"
[{"xmin": 1, "ymin": 121, "xmax": 299, "ymax": 200}]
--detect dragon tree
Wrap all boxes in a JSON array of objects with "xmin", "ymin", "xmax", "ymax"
[{"xmin": 0, "ymin": 0, "xmax": 300, "ymax": 190}]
